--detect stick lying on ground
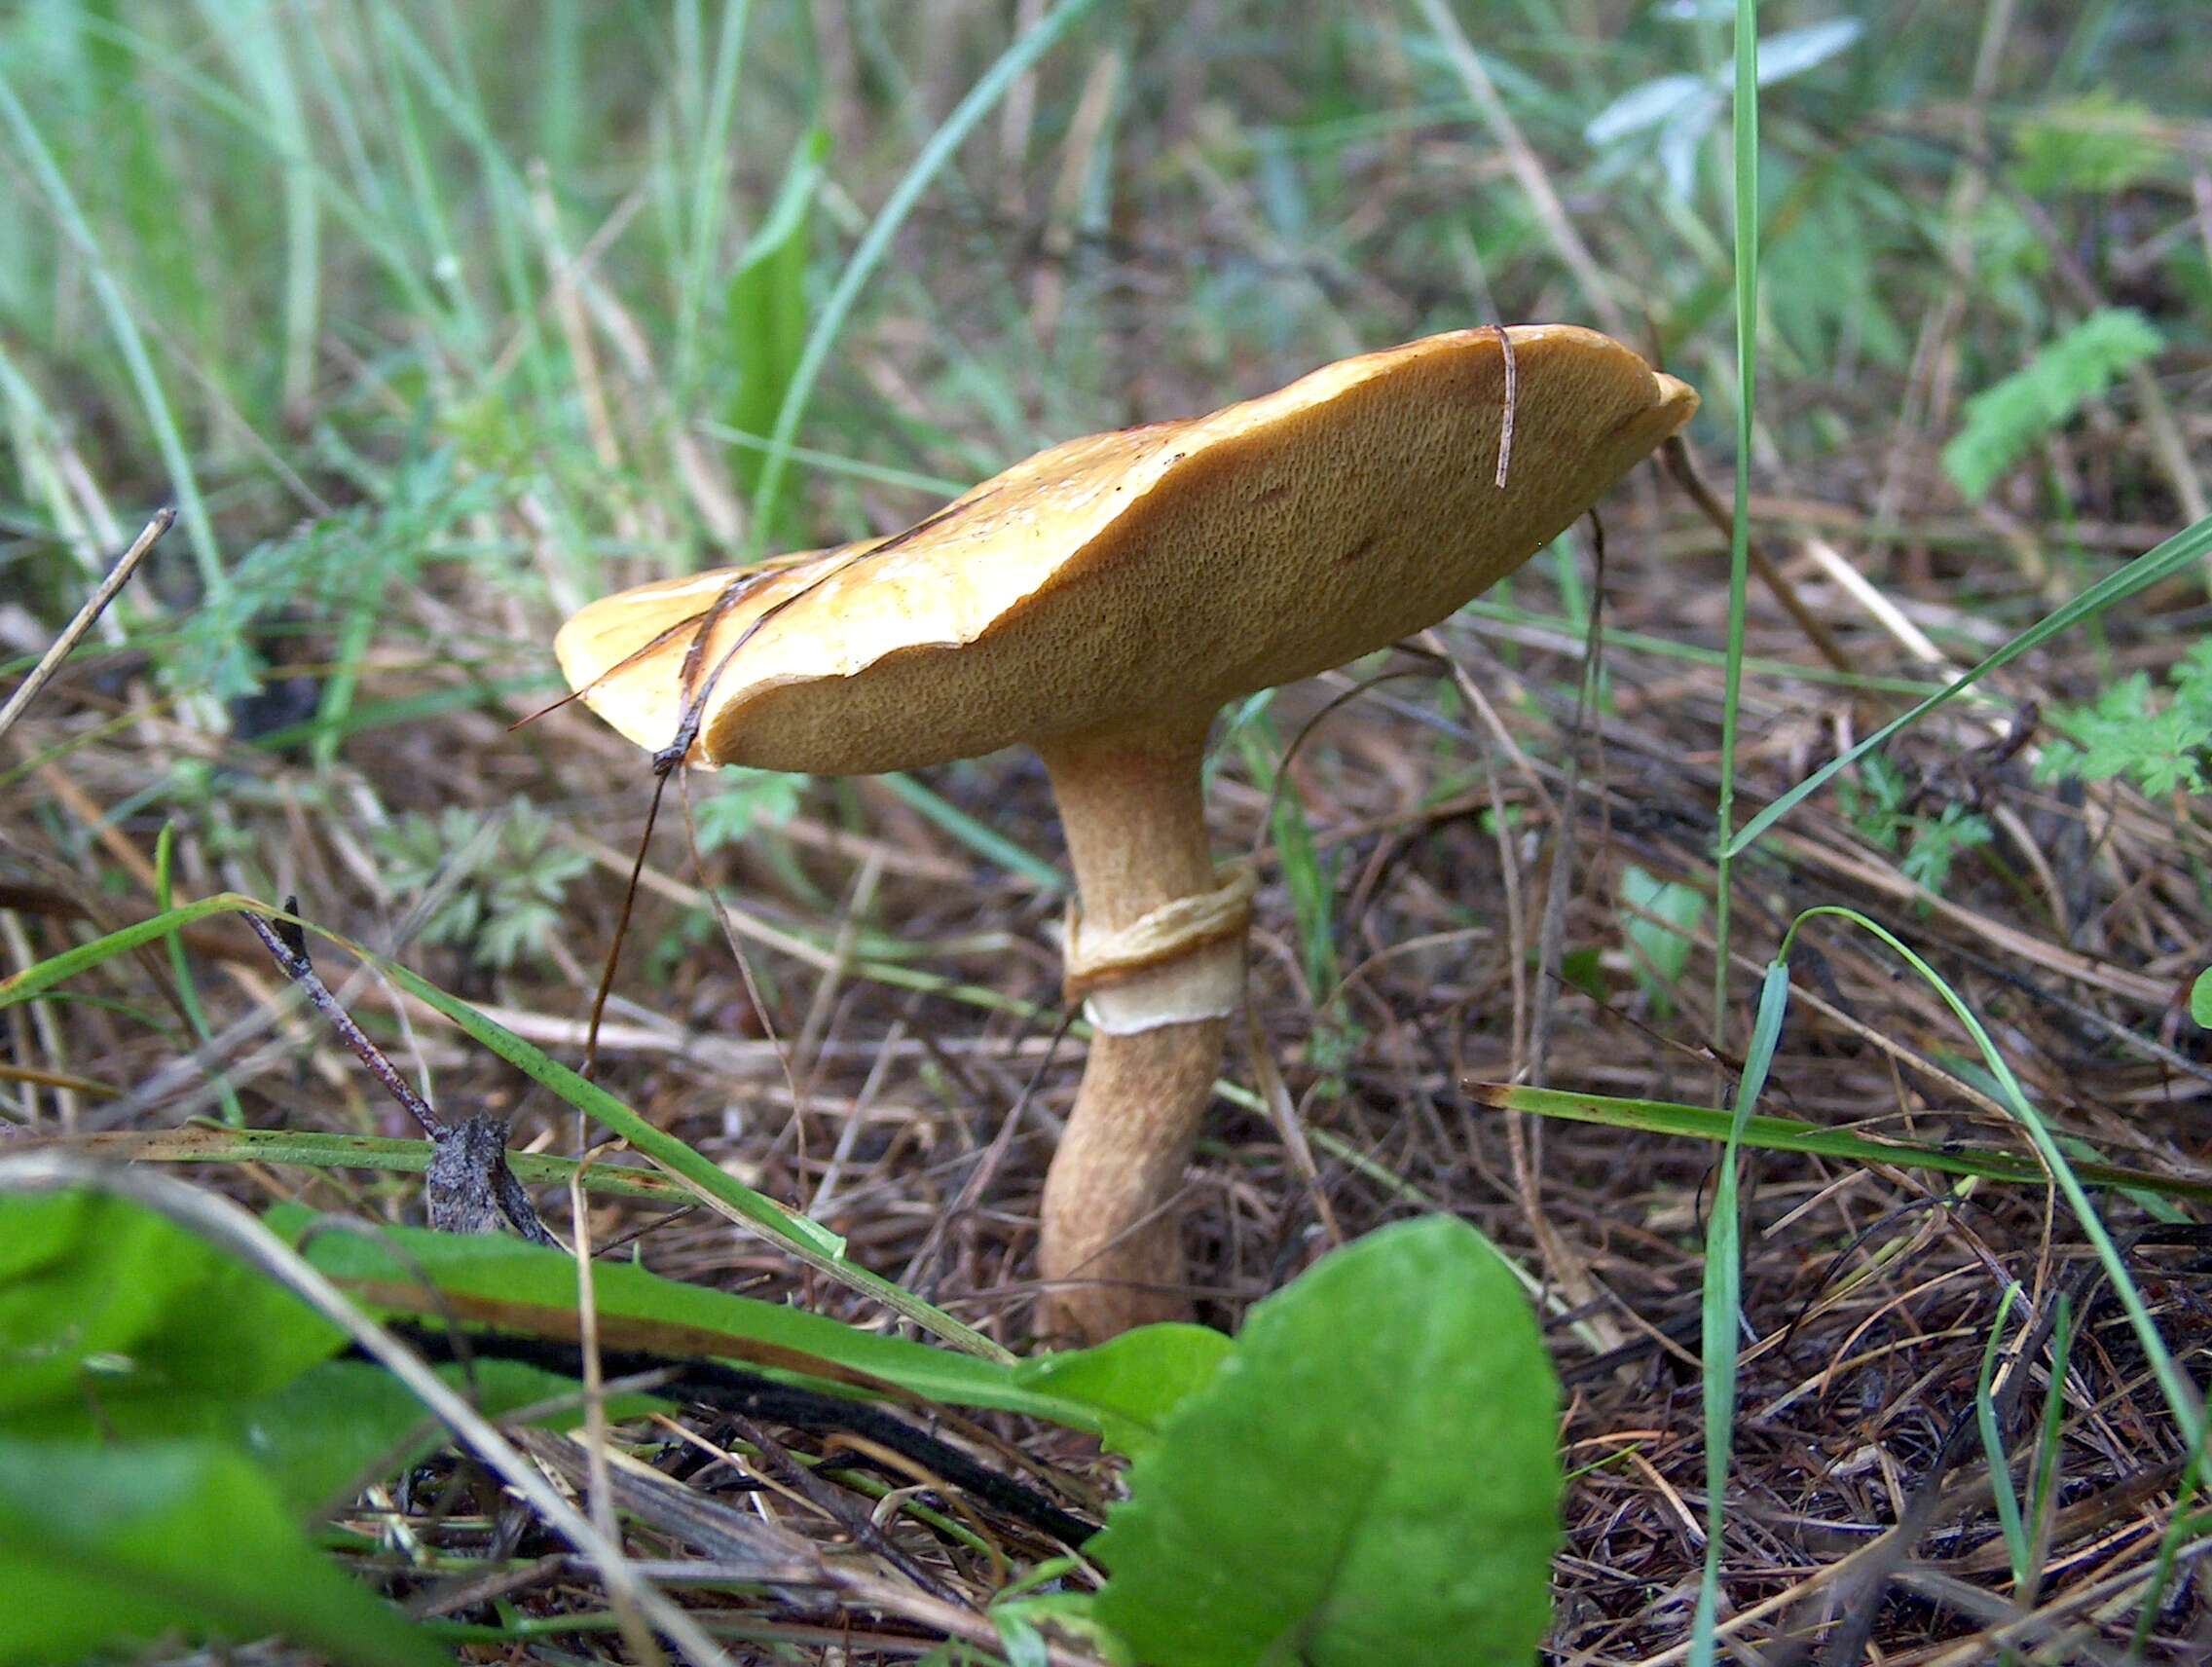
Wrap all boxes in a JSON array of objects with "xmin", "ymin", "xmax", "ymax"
[
  {"xmin": 243, "ymin": 899, "xmax": 560, "ymax": 1245},
  {"xmin": 240, "ymin": 902, "xmax": 1097, "ymax": 1546}
]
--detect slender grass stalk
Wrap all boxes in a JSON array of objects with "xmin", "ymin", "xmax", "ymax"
[
  {"xmin": 539, "ymin": 0, "xmax": 582, "ymax": 175},
  {"xmin": 155, "ymin": 822, "xmax": 242, "ymax": 1128},
  {"xmin": 1689, "ymin": 15, "xmax": 1762, "ymax": 1656},
  {"xmin": 693, "ymin": 422, "xmax": 967, "ymax": 498},
  {"xmin": 0, "ymin": 892, "xmax": 1013, "ymax": 1361},
  {"xmin": 1477, "ymin": 1083, "xmax": 2212, "ymax": 1206},
  {"xmin": 672, "ymin": 0, "xmax": 754, "ymax": 401},
  {"xmin": 1779, "ymin": 907, "xmax": 2203, "ymax": 1449},
  {"xmin": 1711, "ymin": 0, "xmax": 1759, "ymax": 1049},
  {"xmin": 370, "ymin": 9, "xmax": 487, "ymax": 357},
  {"xmin": 2129, "ymin": 1445, "xmax": 2207, "ymax": 1657},
  {"xmin": 1688, "ymin": 959, "xmax": 1790, "ymax": 1666},
  {"xmin": 193, "ymin": 0, "xmax": 319, "ymax": 416},
  {"xmin": 1975, "ymin": 1281, "xmax": 2032, "ymax": 1593},
  {"xmin": 380, "ymin": 7, "xmax": 549, "ymax": 401},
  {"xmin": 2024, "ymin": 1291, "xmax": 2073, "ymax": 1604},
  {"xmin": 70, "ymin": 10, "xmax": 456, "ymax": 345},
  {"xmin": 1690, "ymin": 898, "xmax": 2211, "ymax": 1663},
  {"xmin": 877, "ymin": 773, "xmax": 1065, "ymax": 893}
]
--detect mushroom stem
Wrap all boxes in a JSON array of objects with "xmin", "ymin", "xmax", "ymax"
[{"xmin": 1036, "ymin": 719, "xmax": 1234, "ymax": 1341}]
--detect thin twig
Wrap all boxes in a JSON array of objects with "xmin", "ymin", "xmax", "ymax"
[
  {"xmin": 0, "ymin": 507, "xmax": 172, "ymax": 746},
  {"xmin": 242, "ymin": 903, "xmax": 440, "ymax": 1140},
  {"xmin": 1664, "ymin": 437, "xmax": 1854, "ymax": 673}
]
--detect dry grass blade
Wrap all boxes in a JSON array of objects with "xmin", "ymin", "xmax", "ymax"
[{"xmin": 0, "ymin": 507, "xmax": 171, "ymax": 745}]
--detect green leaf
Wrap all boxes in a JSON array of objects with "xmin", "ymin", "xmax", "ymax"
[
  {"xmin": 1014, "ymin": 1323, "xmax": 1234, "ymax": 1457},
  {"xmin": 1941, "ymin": 309, "xmax": 2164, "ymax": 502},
  {"xmin": 992, "ymin": 1592, "xmax": 1137, "ymax": 1667},
  {"xmin": 1557, "ymin": 945, "xmax": 1609, "ymax": 1002},
  {"xmin": 0, "ymin": 1191, "xmax": 342, "ymax": 1432},
  {"xmin": 275, "ymin": 1210, "xmax": 1100, "ymax": 1429},
  {"xmin": 0, "ymin": 1437, "xmax": 444, "ymax": 1667},
  {"xmin": 1620, "ymin": 865, "xmax": 1708, "ymax": 1019},
  {"xmin": 2038, "ymin": 666, "xmax": 2212, "ymax": 797},
  {"xmin": 1091, "ymin": 1217, "xmax": 1560, "ymax": 1666},
  {"xmin": 2192, "ymin": 969, "xmax": 2212, "ymax": 1030},
  {"xmin": 2011, "ymin": 93, "xmax": 2164, "ymax": 197},
  {"xmin": 226, "ymin": 1357, "xmax": 660, "ymax": 1515},
  {"xmin": 725, "ymin": 125, "xmax": 827, "ymax": 539}
]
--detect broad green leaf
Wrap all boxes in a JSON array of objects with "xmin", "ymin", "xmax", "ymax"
[
  {"xmin": 0, "ymin": 1438, "xmax": 443, "ymax": 1667},
  {"xmin": 2193, "ymin": 968, "xmax": 2212, "ymax": 1030},
  {"xmin": 1014, "ymin": 1322, "xmax": 1234, "ymax": 1456},
  {"xmin": 0, "ymin": 1191, "xmax": 341, "ymax": 1429},
  {"xmin": 992, "ymin": 1592, "xmax": 1137, "ymax": 1667},
  {"xmin": 1091, "ymin": 1217, "xmax": 1560, "ymax": 1667},
  {"xmin": 276, "ymin": 1209, "xmax": 1102, "ymax": 1430},
  {"xmin": 227, "ymin": 1357, "xmax": 663, "ymax": 1514}
]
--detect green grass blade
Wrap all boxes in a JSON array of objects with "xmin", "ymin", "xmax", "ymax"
[
  {"xmin": 674, "ymin": 0, "xmax": 755, "ymax": 401},
  {"xmin": 0, "ymin": 894, "xmax": 1012, "ymax": 1361},
  {"xmin": 0, "ymin": 895, "xmax": 260, "ymax": 1000},
  {"xmin": 74, "ymin": 9, "xmax": 453, "ymax": 340},
  {"xmin": 744, "ymin": 0, "xmax": 1106, "ymax": 543},
  {"xmin": 1781, "ymin": 907, "xmax": 2203, "ymax": 1451},
  {"xmin": 1974, "ymin": 1282, "xmax": 2031, "ymax": 1590},
  {"xmin": 1690, "ymin": 957, "xmax": 1790, "ymax": 1667},
  {"xmin": 2026, "ymin": 1291, "xmax": 2074, "ymax": 1604},
  {"xmin": 377, "ymin": 9, "xmax": 545, "ymax": 396},
  {"xmin": 1470, "ymin": 1083, "xmax": 2212, "ymax": 1205},
  {"xmin": 879, "ymin": 773, "xmax": 1067, "ymax": 893},
  {"xmin": 193, "ymin": 0, "xmax": 320, "ymax": 416},
  {"xmin": 1726, "ymin": 509, "xmax": 2212, "ymax": 856},
  {"xmin": 722, "ymin": 124, "xmax": 829, "ymax": 545},
  {"xmin": 18, "ymin": 1126, "xmax": 688, "ymax": 1204},
  {"xmin": 156, "ymin": 822, "xmax": 242, "ymax": 1127}
]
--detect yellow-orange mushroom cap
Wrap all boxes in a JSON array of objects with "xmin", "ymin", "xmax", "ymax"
[
  {"xmin": 555, "ymin": 325, "xmax": 1695, "ymax": 776},
  {"xmin": 554, "ymin": 325, "xmax": 1695, "ymax": 1341}
]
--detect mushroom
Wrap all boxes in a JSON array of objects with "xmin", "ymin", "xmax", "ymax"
[{"xmin": 555, "ymin": 325, "xmax": 1696, "ymax": 1341}]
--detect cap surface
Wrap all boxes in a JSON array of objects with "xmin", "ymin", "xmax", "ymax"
[{"xmin": 556, "ymin": 325, "xmax": 1696, "ymax": 774}]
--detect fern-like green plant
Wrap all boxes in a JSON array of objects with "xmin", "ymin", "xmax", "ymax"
[
  {"xmin": 1836, "ymin": 753, "xmax": 1993, "ymax": 900},
  {"xmin": 372, "ymin": 797, "xmax": 589, "ymax": 971},
  {"xmin": 2037, "ymin": 642, "xmax": 2212, "ymax": 798},
  {"xmin": 1941, "ymin": 309, "xmax": 2163, "ymax": 503},
  {"xmin": 2009, "ymin": 93, "xmax": 2165, "ymax": 198},
  {"xmin": 164, "ymin": 446, "xmax": 490, "ymax": 705}
]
